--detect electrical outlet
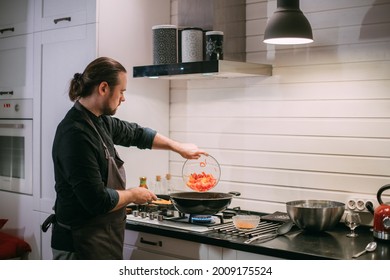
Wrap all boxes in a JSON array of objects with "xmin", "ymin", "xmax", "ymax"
[
  {"xmin": 346, "ymin": 196, "xmax": 378, "ymax": 212},
  {"xmin": 356, "ymin": 199, "xmax": 365, "ymax": 211},
  {"xmin": 347, "ymin": 199, "xmax": 356, "ymax": 210}
]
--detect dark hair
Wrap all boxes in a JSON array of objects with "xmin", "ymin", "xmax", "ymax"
[{"xmin": 69, "ymin": 57, "xmax": 127, "ymax": 101}]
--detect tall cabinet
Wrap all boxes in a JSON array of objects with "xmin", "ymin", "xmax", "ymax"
[
  {"xmin": 29, "ymin": 0, "xmax": 170, "ymax": 259},
  {"xmin": 0, "ymin": 0, "xmax": 36, "ymax": 260},
  {"xmin": 33, "ymin": 0, "xmax": 98, "ymax": 214},
  {"xmin": 32, "ymin": 1, "xmax": 98, "ymax": 259}
]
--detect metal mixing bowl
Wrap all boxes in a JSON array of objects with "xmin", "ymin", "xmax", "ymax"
[{"xmin": 286, "ymin": 200, "xmax": 345, "ymax": 232}]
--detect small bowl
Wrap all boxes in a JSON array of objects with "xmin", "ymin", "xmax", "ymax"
[
  {"xmin": 182, "ymin": 154, "xmax": 221, "ymax": 192},
  {"xmin": 232, "ymin": 215, "xmax": 260, "ymax": 230}
]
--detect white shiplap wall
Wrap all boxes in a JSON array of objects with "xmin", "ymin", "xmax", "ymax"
[{"xmin": 169, "ymin": 0, "xmax": 390, "ymax": 216}]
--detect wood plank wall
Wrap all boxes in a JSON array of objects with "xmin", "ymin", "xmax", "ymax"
[{"xmin": 169, "ymin": 0, "xmax": 390, "ymax": 216}]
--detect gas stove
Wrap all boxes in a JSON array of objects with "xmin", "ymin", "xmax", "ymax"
[
  {"xmin": 126, "ymin": 213, "xmax": 220, "ymax": 233},
  {"xmin": 126, "ymin": 204, "xmax": 291, "ymax": 239},
  {"xmin": 126, "ymin": 204, "xmax": 238, "ymax": 232}
]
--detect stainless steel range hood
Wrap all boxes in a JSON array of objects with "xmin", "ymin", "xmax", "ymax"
[{"xmin": 133, "ymin": 60, "xmax": 272, "ymax": 79}]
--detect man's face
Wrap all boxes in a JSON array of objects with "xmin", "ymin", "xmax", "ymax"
[{"xmin": 102, "ymin": 71, "xmax": 127, "ymax": 115}]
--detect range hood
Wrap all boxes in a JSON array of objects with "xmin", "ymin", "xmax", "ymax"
[{"xmin": 133, "ymin": 60, "xmax": 272, "ymax": 80}]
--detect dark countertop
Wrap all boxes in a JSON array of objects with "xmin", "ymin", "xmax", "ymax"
[{"xmin": 126, "ymin": 220, "xmax": 390, "ymax": 260}]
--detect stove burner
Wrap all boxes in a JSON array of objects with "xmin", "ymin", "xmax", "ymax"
[
  {"xmin": 190, "ymin": 215, "xmax": 213, "ymax": 224},
  {"xmin": 126, "ymin": 205, "xmax": 257, "ymax": 226}
]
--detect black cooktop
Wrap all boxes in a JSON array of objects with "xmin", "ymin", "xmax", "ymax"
[{"xmin": 126, "ymin": 211, "xmax": 390, "ymax": 260}]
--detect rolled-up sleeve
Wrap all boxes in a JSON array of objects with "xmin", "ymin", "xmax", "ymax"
[
  {"xmin": 106, "ymin": 188, "xmax": 119, "ymax": 207},
  {"xmin": 106, "ymin": 117, "xmax": 157, "ymax": 149}
]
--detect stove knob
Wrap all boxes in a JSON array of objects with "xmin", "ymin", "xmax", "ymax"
[
  {"xmin": 179, "ymin": 212, "xmax": 186, "ymax": 218},
  {"xmin": 157, "ymin": 215, "xmax": 164, "ymax": 221},
  {"xmin": 140, "ymin": 212, "xmax": 147, "ymax": 218},
  {"xmin": 383, "ymin": 216, "xmax": 390, "ymax": 229},
  {"xmin": 149, "ymin": 212, "xmax": 159, "ymax": 220},
  {"xmin": 133, "ymin": 210, "xmax": 139, "ymax": 217}
]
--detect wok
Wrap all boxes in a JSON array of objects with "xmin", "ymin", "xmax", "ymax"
[{"xmin": 170, "ymin": 191, "xmax": 240, "ymax": 215}]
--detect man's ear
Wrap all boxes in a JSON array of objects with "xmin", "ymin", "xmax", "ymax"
[{"xmin": 98, "ymin": 81, "xmax": 109, "ymax": 96}]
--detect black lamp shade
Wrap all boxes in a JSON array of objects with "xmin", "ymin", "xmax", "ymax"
[{"xmin": 264, "ymin": 0, "xmax": 313, "ymax": 45}]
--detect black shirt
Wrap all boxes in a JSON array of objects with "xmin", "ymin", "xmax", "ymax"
[{"xmin": 52, "ymin": 102, "xmax": 156, "ymax": 227}]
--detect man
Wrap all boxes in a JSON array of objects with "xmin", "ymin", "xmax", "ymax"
[{"xmin": 51, "ymin": 57, "xmax": 205, "ymax": 259}]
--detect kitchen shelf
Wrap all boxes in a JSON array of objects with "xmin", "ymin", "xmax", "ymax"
[{"xmin": 133, "ymin": 60, "xmax": 272, "ymax": 80}]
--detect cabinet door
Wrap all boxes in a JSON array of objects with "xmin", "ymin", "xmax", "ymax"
[
  {"xmin": 34, "ymin": 0, "xmax": 97, "ymax": 32},
  {"xmin": 0, "ymin": 34, "xmax": 33, "ymax": 99},
  {"xmin": 124, "ymin": 230, "xmax": 210, "ymax": 259},
  {"xmin": 128, "ymin": 248, "xmax": 180, "ymax": 260},
  {"xmin": 34, "ymin": 210, "xmax": 53, "ymax": 260},
  {"xmin": 33, "ymin": 24, "xmax": 97, "ymax": 212},
  {"xmin": 0, "ymin": 0, "xmax": 34, "ymax": 38},
  {"xmin": 222, "ymin": 248, "xmax": 284, "ymax": 260}
]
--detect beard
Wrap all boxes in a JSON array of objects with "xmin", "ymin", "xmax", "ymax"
[{"xmin": 101, "ymin": 97, "xmax": 118, "ymax": 116}]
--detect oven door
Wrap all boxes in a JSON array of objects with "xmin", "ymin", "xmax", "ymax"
[{"xmin": 0, "ymin": 119, "xmax": 32, "ymax": 194}]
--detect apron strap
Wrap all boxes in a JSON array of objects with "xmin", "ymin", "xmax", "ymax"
[
  {"xmin": 74, "ymin": 101, "xmax": 110, "ymax": 159},
  {"xmin": 74, "ymin": 101, "xmax": 126, "ymax": 190}
]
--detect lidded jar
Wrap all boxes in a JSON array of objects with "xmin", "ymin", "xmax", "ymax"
[
  {"xmin": 181, "ymin": 27, "xmax": 203, "ymax": 62},
  {"xmin": 152, "ymin": 24, "xmax": 178, "ymax": 64}
]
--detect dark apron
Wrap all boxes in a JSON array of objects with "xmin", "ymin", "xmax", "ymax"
[{"xmin": 71, "ymin": 101, "xmax": 127, "ymax": 260}]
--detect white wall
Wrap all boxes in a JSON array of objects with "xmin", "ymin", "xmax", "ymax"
[
  {"xmin": 106, "ymin": 0, "xmax": 171, "ymax": 188},
  {"xmin": 168, "ymin": 0, "xmax": 390, "ymax": 220}
]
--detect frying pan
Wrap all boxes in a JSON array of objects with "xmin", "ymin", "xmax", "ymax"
[{"xmin": 169, "ymin": 191, "xmax": 240, "ymax": 215}]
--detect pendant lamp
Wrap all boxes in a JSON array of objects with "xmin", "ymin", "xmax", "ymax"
[{"xmin": 263, "ymin": 0, "xmax": 313, "ymax": 45}]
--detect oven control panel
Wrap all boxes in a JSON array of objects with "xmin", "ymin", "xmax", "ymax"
[{"xmin": 0, "ymin": 99, "xmax": 33, "ymax": 119}]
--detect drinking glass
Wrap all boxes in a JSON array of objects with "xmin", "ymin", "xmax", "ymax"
[{"xmin": 345, "ymin": 212, "xmax": 361, "ymax": 237}]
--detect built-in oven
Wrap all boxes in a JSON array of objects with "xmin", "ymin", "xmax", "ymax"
[{"xmin": 0, "ymin": 99, "xmax": 32, "ymax": 195}]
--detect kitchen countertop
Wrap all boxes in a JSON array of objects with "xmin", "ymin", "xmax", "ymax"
[{"xmin": 126, "ymin": 218, "xmax": 390, "ymax": 260}]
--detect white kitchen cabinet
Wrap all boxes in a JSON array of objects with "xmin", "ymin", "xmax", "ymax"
[
  {"xmin": 0, "ymin": 0, "xmax": 34, "ymax": 38},
  {"xmin": 0, "ymin": 0, "xmax": 34, "ymax": 100},
  {"xmin": 123, "ymin": 229, "xmax": 283, "ymax": 260},
  {"xmin": 33, "ymin": 24, "xmax": 97, "ymax": 214},
  {"xmin": 0, "ymin": 34, "xmax": 34, "ymax": 99},
  {"xmin": 222, "ymin": 248, "xmax": 283, "ymax": 260},
  {"xmin": 34, "ymin": 0, "xmax": 97, "ymax": 32},
  {"xmin": 33, "ymin": 210, "xmax": 54, "ymax": 260},
  {"xmin": 124, "ymin": 230, "xmax": 215, "ymax": 260},
  {"xmin": 33, "ymin": 4, "xmax": 97, "ymax": 259}
]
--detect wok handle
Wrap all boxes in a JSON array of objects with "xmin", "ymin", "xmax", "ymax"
[{"xmin": 228, "ymin": 191, "xmax": 241, "ymax": 197}]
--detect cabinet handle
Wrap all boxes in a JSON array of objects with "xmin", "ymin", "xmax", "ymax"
[
  {"xmin": 140, "ymin": 237, "xmax": 162, "ymax": 247},
  {"xmin": 0, "ymin": 27, "xmax": 15, "ymax": 34},
  {"xmin": 54, "ymin": 17, "xmax": 71, "ymax": 24},
  {"xmin": 0, "ymin": 91, "xmax": 13, "ymax": 96}
]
